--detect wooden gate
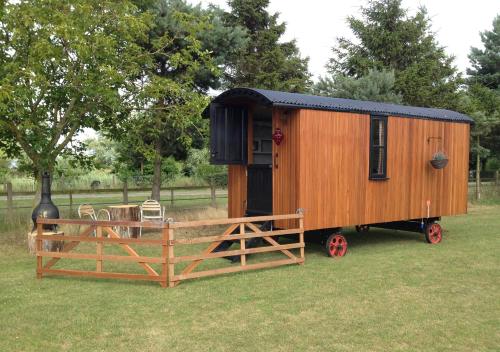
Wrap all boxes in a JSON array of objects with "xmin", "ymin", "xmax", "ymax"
[{"xmin": 36, "ymin": 213, "xmax": 304, "ymax": 287}]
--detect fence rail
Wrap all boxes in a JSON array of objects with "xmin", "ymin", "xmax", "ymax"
[{"xmin": 36, "ymin": 213, "xmax": 304, "ymax": 287}]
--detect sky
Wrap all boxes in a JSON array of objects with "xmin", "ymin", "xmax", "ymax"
[{"xmin": 187, "ymin": 0, "xmax": 499, "ymax": 80}]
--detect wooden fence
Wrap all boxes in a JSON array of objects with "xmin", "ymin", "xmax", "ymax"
[
  {"xmin": 1, "ymin": 184, "xmax": 226, "ymax": 212},
  {"xmin": 36, "ymin": 213, "xmax": 304, "ymax": 287}
]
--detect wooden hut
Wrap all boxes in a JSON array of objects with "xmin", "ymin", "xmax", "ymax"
[{"xmin": 205, "ymin": 88, "xmax": 473, "ymax": 256}]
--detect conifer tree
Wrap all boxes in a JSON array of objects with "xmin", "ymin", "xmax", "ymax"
[
  {"xmin": 327, "ymin": 0, "xmax": 460, "ymax": 108},
  {"xmin": 224, "ymin": 0, "xmax": 311, "ymax": 92}
]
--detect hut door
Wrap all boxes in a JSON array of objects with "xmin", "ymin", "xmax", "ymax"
[
  {"xmin": 210, "ymin": 105, "xmax": 248, "ymax": 165},
  {"xmin": 247, "ymin": 164, "xmax": 273, "ymax": 215}
]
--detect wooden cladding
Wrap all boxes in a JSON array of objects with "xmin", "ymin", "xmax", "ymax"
[
  {"xmin": 296, "ymin": 109, "xmax": 470, "ymax": 231},
  {"xmin": 228, "ymin": 165, "xmax": 247, "ymax": 218},
  {"xmin": 225, "ymin": 105, "xmax": 470, "ymax": 232},
  {"xmin": 272, "ymin": 109, "xmax": 300, "ymax": 229}
]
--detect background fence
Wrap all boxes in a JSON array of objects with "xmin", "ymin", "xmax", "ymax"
[{"xmin": 0, "ymin": 184, "xmax": 227, "ymax": 212}]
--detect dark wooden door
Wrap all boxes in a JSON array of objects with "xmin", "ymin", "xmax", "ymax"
[{"xmin": 247, "ymin": 164, "xmax": 272, "ymax": 215}]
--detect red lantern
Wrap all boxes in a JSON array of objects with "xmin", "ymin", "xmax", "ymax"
[{"xmin": 272, "ymin": 128, "xmax": 284, "ymax": 145}]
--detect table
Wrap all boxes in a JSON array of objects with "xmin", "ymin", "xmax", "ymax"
[{"xmin": 108, "ymin": 205, "xmax": 140, "ymax": 238}]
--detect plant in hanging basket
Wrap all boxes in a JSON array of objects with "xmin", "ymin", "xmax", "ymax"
[{"xmin": 430, "ymin": 151, "xmax": 448, "ymax": 169}]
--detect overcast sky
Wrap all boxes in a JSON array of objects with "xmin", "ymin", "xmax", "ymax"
[{"xmin": 188, "ymin": 0, "xmax": 499, "ymax": 81}]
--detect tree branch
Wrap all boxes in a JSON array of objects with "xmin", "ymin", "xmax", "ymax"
[
  {"xmin": 1, "ymin": 120, "xmax": 39, "ymax": 163},
  {"xmin": 46, "ymin": 96, "xmax": 77, "ymax": 151},
  {"xmin": 51, "ymin": 121, "xmax": 81, "ymax": 159}
]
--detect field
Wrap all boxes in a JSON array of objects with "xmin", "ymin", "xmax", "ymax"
[{"xmin": 0, "ymin": 203, "xmax": 499, "ymax": 351}]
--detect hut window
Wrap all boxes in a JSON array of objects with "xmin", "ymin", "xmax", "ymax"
[{"xmin": 369, "ymin": 115, "xmax": 388, "ymax": 179}]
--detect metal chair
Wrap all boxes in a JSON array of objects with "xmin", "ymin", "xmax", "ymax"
[
  {"xmin": 77, "ymin": 204, "xmax": 111, "ymax": 236},
  {"xmin": 139, "ymin": 200, "xmax": 168, "ymax": 237}
]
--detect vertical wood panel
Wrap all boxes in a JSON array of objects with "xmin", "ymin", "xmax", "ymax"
[
  {"xmin": 273, "ymin": 108, "xmax": 300, "ymax": 229},
  {"xmin": 297, "ymin": 109, "xmax": 470, "ymax": 231},
  {"xmin": 228, "ymin": 165, "xmax": 247, "ymax": 218}
]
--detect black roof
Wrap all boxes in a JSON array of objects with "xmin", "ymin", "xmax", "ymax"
[{"xmin": 208, "ymin": 88, "xmax": 474, "ymax": 124}]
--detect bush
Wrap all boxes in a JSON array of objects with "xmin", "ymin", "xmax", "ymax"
[
  {"xmin": 185, "ymin": 148, "xmax": 227, "ymax": 186},
  {"xmin": 485, "ymin": 157, "xmax": 500, "ymax": 172}
]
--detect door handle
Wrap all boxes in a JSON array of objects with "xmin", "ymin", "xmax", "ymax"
[{"xmin": 274, "ymin": 153, "xmax": 278, "ymax": 169}]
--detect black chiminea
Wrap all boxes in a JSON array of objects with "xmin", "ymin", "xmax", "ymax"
[{"xmin": 32, "ymin": 172, "xmax": 59, "ymax": 231}]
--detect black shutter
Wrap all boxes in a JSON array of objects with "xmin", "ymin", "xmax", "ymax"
[{"xmin": 210, "ymin": 105, "xmax": 248, "ymax": 165}]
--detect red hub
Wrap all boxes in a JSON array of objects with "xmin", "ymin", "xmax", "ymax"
[
  {"xmin": 425, "ymin": 223, "xmax": 442, "ymax": 244},
  {"xmin": 326, "ymin": 233, "xmax": 348, "ymax": 257}
]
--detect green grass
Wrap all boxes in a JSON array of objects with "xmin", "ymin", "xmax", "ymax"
[
  {"xmin": 0, "ymin": 205, "xmax": 499, "ymax": 351},
  {"xmin": 0, "ymin": 193, "xmax": 228, "ymax": 233}
]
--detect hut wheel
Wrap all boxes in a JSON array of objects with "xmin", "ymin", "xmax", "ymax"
[
  {"xmin": 424, "ymin": 223, "xmax": 442, "ymax": 244},
  {"xmin": 325, "ymin": 233, "xmax": 348, "ymax": 257},
  {"xmin": 355, "ymin": 225, "xmax": 370, "ymax": 233}
]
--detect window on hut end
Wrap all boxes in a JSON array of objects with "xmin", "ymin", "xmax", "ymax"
[{"xmin": 369, "ymin": 115, "xmax": 388, "ymax": 180}]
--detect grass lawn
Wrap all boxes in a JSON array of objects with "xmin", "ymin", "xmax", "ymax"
[{"xmin": 0, "ymin": 204, "xmax": 499, "ymax": 351}]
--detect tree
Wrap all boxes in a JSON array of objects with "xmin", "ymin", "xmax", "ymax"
[
  {"xmin": 467, "ymin": 15, "xmax": 500, "ymax": 90},
  {"xmin": 0, "ymin": 151, "xmax": 11, "ymax": 183},
  {"xmin": 116, "ymin": 0, "xmax": 224, "ymax": 201},
  {"xmin": 224, "ymin": 0, "xmax": 311, "ymax": 92},
  {"xmin": 462, "ymin": 85, "xmax": 500, "ymax": 200},
  {"xmin": 313, "ymin": 69, "xmax": 402, "ymax": 103},
  {"xmin": 327, "ymin": 0, "xmax": 460, "ymax": 108},
  {"xmin": 85, "ymin": 136, "xmax": 119, "ymax": 170},
  {"xmin": 110, "ymin": 1, "xmax": 247, "ymax": 200},
  {"xmin": 467, "ymin": 15, "xmax": 500, "ymax": 169},
  {"xmin": 463, "ymin": 15, "xmax": 500, "ymax": 200},
  {"xmin": 0, "ymin": 0, "xmax": 153, "ymax": 192}
]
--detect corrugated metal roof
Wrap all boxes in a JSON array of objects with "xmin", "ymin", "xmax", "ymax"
[{"xmin": 210, "ymin": 88, "xmax": 474, "ymax": 124}]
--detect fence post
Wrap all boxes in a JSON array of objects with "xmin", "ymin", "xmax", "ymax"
[
  {"xmin": 161, "ymin": 226, "xmax": 168, "ymax": 288},
  {"xmin": 36, "ymin": 222, "xmax": 43, "ymax": 279},
  {"xmin": 123, "ymin": 179, "xmax": 129, "ymax": 205},
  {"xmin": 240, "ymin": 223, "xmax": 246, "ymax": 266},
  {"xmin": 6, "ymin": 182, "xmax": 13, "ymax": 214},
  {"xmin": 496, "ymin": 170, "xmax": 499, "ymax": 186},
  {"xmin": 210, "ymin": 181, "xmax": 217, "ymax": 208},
  {"xmin": 170, "ymin": 188, "xmax": 174, "ymax": 207},
  {"xmin": 167, "ymin": 228, "xmax": 175, "ymax": 288},
  {"xmin": 112, "ymin": 175, "xmax": 116, "ymax": 188},
  {"xmin": 69, "ymin": 188, "xmax": 73, "ymax": 217},
  {"xmin": 96, "ymin": 226, "xmax": 103, "ymax": 272},
  {"xmin": 299, "ymin": 214, "xmax": 304, "ymax": 264}
]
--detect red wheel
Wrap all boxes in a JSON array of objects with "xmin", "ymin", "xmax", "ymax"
[
  {"xmin": 425, "ymin": 223, "xmax": 442, "ymax": 244},
  {"xmin": 355, "ymin": 225, "xmax": 370, "ymax": 233},
  {"xmin": 325, "ymin": 233, "xmax": 348, "ymax": 257}
]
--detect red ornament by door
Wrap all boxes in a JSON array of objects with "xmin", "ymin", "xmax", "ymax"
[{"xmin": 272, "ymin": 128, "xmax": 284, "ymax": 145}]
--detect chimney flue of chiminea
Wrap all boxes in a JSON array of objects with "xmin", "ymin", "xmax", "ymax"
[{"xmin": 31, "ymin": 172, "xmax": 60, "ymax": 231}]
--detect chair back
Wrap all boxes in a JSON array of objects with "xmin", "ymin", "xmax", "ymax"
[
  {"xmin": 140, "ymin": 200, "xmax": 163, "ymax": 220},
  {"xmin": 78, "ymin": 204, "xmax": 96, "ymax": 220}
]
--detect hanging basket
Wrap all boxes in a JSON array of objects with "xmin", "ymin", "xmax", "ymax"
[{"xmin": 430, "ymin": 158, "xmax": 448, "ymax": 169}]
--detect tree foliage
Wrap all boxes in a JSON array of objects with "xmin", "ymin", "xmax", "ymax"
[
  {"xmin": 112, "ymin": 1, "xmax": 224, "ymax": 200},
  {"xmin": 0, "ymin": 0, "xmax": 156, "ymax": 186},
  {"xmin": 223, "ymin": 0, "xmax": 311, "ymax": 92},
  {"xmin": 313, "ymin": 69, "xmax": 402, "ymax": 103},
  {"xmin": 467, "ymin": 15, "xmax": 500, "ymax": 90},
  {"xmin": 327, "ymin": 0, "xmax": 460, "ymax": 108}
]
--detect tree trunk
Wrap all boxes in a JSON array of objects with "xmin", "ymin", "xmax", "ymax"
[
  {"xmin": 151, "ymin": 139, "xmax": 162, "ymax": 201},
  {"xmin": 475, "ymin": 136, "xmax": 481, "ymax": 201},
  {"xmin": 32, "ymin": 168, "xmax": 47, "ymax": 208}
]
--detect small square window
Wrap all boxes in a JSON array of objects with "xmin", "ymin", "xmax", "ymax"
[{"xmin": 369, "ymin": 115, "xmax": 388, "ymax": 179}]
